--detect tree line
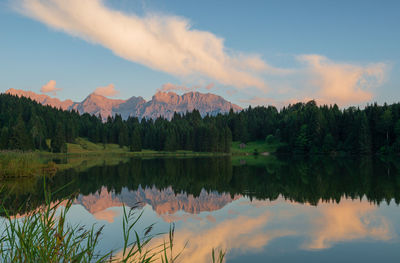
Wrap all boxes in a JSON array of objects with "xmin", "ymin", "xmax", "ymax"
[
  {"xmin": 1, "ymin": 93, "xmax": 400, "ymax": 154},
  {"xmin": 228, "ymin": 100, "xmax": 400, "ymax": 155},
  {"xmin": 0, "ymin": 94, "xmax": 231, "ymax": 153}
]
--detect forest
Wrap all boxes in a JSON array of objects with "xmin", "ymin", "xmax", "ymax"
[{"xmin": 1, "ymin": 93, "xmax": 400, "ymax": 155}]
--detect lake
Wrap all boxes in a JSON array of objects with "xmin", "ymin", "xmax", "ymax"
[{"xmin": 1, "ymin": 155, "xmax": 400, "ymax": 262}]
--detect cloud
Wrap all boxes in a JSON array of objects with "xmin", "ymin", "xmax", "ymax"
[
  {"xmin": 40, "ymin": 80, "xmax": 60, "ymax": 95},
  {"xmin": 297, "ymin": 55, "xmax": 388, "ymax": 106},
  {"xmin": 14, "ymin": 0, "xmax": 270, "ymax": 89},
  {"xmin": 158, "ymin": 83, "xmax": 215, "ymax": 93},
  {"xmin": 94, "ymin": 84, "xmax": 119, "ymax": 97},
  {"xmin": 113, "ymin": 210, "xmax": 293, "ymax": 263},
  {"xmin": 303, "ymin": 199, "xmax": 393, "ymax": 250},
  {"xmin": 205, "ymin": 83, "xmax": 214, "ymax": 90},
  {"xmin": 206, "ymin": 214, "xmax": 216, "ymax": 223},
  {"xmin": 239, "ymin": 197, "xmax": 394, "ymax": 251},
  {"xmin": 239, "ymin": 97, "xmax": 300, "ymax": 109},
  {"xmin": 158, "ymin": 83, "xmax": 192, "ymax": 93},
  {"xmin": 238, "ymin": 55, "xmax": 389, "ymax": 107},
  {"xmin": 13, "ymin": 1, "xmax": 390, "ymax": 105},
  {"xmin": 93, "ymin": 208, "xmax": 120, "ymax": 223},
  {"xmin": 160, "ymin": 213, "xmax": 203, "ymax": 223}
]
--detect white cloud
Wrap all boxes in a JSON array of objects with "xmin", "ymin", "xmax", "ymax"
[
  {"xmin": 94, "ymin": 83, "xmax": 119, "ymax": 97},
  {"xmin": 40, "ymin": 79, "xmax": 60, "ymax": 95},
  {"xmin": 14, "ymin": 0, "xmax": 270, "ymax": 89}
]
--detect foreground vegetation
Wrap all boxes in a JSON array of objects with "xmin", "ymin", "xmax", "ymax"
[
  {"xmin": 0, "ymin": 187, "xmax": 225, "ymax": 263},
  {"xmin": 0, "ymin": 152, "xmax": 56, "ymax": 178}
]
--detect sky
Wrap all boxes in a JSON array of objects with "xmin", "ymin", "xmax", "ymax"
[{"xmin": 0, "ymin": 0, "xmax": 399, "ymax": 107}]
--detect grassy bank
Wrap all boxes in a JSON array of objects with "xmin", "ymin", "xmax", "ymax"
[
  {"xmin": 66, "ymin": 138, "xmax": 229, "ymax": 157},
  {"xmin": 231, "ymin": 140, "xmax": 284, "ymax": 155},
  {"xmin": 0, "ymin": 152, "xmax": 56, "ymax": 178},
  {"xmin": 67, "ymin": 138, "xmax": 282, "ymax": 156},
  {"xmin": 0, "ymin": 138, "xmax": 281, "ymax": 178}
]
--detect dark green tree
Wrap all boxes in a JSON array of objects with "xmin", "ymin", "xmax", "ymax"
[
  {"xmin": 129, "ymin": 128, "xmax": 142, "ymax": 152},
  {"xmin": 51, "ymin": 123, "xmax": 67, "ymax": 153},
  {"xmin": 9, "ymin": 116, "xmax": 33, "ymax": 150}
]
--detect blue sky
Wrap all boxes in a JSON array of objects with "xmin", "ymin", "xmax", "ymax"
[{"xmin": 0, "ymin": 0, "xmax": 399, "ymax": 107}]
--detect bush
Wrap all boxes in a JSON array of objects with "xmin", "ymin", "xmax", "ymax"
[{"xmin": 265, "ymin": 134, "xmax": 276, "ymax": 144}]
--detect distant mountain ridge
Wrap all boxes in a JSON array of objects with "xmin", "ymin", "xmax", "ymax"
[
  {"xmin": 6, "ymin": 88, "xmax": 74, "ymax": 110},
  {"xmin": 5, "ymin": 88, "xmax": 241, "ymax": 121}
]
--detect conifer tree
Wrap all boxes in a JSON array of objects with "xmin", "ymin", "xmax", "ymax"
[
  {"xmin": 358, "ymin": 112, "xmax": 372, "ymax": 154},
  {"xmin": 129, "ymin": 128, "xmax": 142, "ymax": 152},
  {"xmin": 9, "ymin": 116, "xmax": 33, "ymax": 150},
  {"xmin": 51, "ymin": 123, "xmax": 67, "ymax": 153},
  {"xmin": 224, "ymin": 126, "xmax": 232, "ymax": 153},
  {"xmin": 0, "ymin": 127, "xmax": 9, "ymax": 149}
]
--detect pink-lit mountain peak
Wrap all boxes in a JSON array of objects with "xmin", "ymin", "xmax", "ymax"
[{"xmin": 5, "ymin": 89, "xmax": 241, "ymax": 121}]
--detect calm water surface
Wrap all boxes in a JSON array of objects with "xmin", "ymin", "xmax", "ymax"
[{"xmin": 2, "ymin": 156, "xmax": 400, "ymax": 262}]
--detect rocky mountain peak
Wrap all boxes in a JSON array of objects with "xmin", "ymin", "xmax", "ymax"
[
  {"xmin": 3, "ymin": 89, "xmax": 242, "ymax": 121},
  {"xmin": 152, "ymin": 91, "xmax": 181, "ymax": 104}
]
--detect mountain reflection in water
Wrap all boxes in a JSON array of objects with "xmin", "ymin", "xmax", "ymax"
[
  {"xmin": 74, "ymin": 186, "xmax": 240, "ymax": 223},
  {"xmin": 1, "ymin": 156, "xmax": 400, "ymax": 262}
]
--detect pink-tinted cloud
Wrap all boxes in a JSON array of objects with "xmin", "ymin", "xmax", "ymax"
[
  {"xmin": 40, "ymin": 80, "xmax": 61, "ymax": 95},
  {"xmin": 158, "ymin": 83, "xmax": 192, "ymax": 93},
  {"xmin": 206, "ymin": 214, "xmax": 216, "ymax": 223},
  {"xmin": 239, "ymin": 97, "xmax": 300, "ymax": 109},
  {"xmin": 93, "ymin": 208, "xmax": 120, "ymax": 223},
  {"xmin": 205, "ymin": 83, "xmax": 215, "ymax": 90},
  {"xmin": 303, "ymin": 199, "xmax": 393, "ymax": 250},
  {"xmin": 158, "ymin": 83, "xmax": 215, "ymax": 93},
  {"xmin": 238, "ymin": 197, "xmax": 394, "ymax": 251},
  {"xmin": 94, "ymin": 84, "xmax": 119, "ymax": 97},
  {"xmin": 297, "ymin": 55, "xmax": 388, "ymax": 106},
  {"xmin": 238, "ymin": 55, "xmax": 389, "ymax": 107},
  {"xmin": 113, "ymin": 210, "xmax": 293, "ymax": 263}
]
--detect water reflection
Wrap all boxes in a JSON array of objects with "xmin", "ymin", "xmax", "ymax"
[
  {"xmin": 303, "ymin": 199, "xmax": 393, "ymax": 250},
  {"xmin": 1, "ymin": 156, "xmax": 400, "ymax": 262},
  {"xmin": 111, "ymin": 196, "xmax": 397, "ymax": 263},
  {"xmin": 73, "ymin": 186, "xmax": 240, "ymax": 223}
]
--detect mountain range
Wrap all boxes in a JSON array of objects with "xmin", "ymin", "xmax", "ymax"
[{"xmin": 5, "ymin": 88, "xmax": 241, "ymax": 121}]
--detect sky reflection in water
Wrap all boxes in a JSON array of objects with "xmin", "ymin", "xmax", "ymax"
[
  {"xmin": 65, "ymin": 187, "xmax": 399, "ymax": 263},
  {"xmin": 3, "ymin": 156, "xmax": 400, "ymax": 262}
]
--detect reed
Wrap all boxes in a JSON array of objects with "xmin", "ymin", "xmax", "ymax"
[
  {"xmin": 0, "ymin": 186, "xmax": 225, "ymax": 263},
  {"xmin": 0, "ymin": 151, "xmax": 50, "ymax": 178}
]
